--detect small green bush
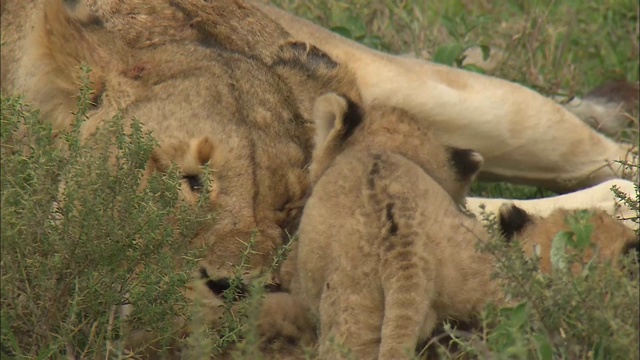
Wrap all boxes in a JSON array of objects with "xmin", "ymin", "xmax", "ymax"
[{"xmin": 1, "ymin": 79, "xmax": 208, "ymax": 358}]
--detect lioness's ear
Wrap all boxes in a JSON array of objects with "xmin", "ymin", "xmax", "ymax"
[
  {"xmin": 312, "ymin": 92, "xmax": 362, "ymax": 147},
  {"xmin": 498, "ymin": 203, "xmax": 531, "ymax": 241},
  {"xmin": 192, "ymin": 136, "xmax": 216, "ymax": 165},
  {"xmin": 448, "ymin": 147, "xmax": 484, "ymax": 181}
]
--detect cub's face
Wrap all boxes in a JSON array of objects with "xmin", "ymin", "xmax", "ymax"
[
  {"xmin": 499, "ymin": 204, "xmax": 639, "ymax": 273},
  {"xmin": 310, "ymin": 93, "xmax": 483, "ymax": 204}
]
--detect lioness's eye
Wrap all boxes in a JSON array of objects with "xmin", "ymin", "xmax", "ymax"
[
  {"xmin": 184, "ymin": 175, "xmax": 203, "ymax": 192},
  {"xmin": 199, "ymin": 268, "xmax": 248, "ymax": 300}
]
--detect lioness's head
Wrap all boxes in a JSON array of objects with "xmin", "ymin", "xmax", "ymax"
[
  {"xmin": 310, "ymin": 92, "xmax": 483, "ymax": 204},
  {"xmin": 33, "ymin": 0, "xmax": 314, "ymax": 278},
  {"xmin": 499, "ymin": 204, "xmax": 639, "ymax": 273},
  {"xmin": 120, "ymin": 57, "xmax": 310, "ymax": 279}
]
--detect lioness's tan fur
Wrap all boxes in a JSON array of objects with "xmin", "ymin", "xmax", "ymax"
[
  {"xmin": 1, "ymin": 0, "xmax": 364, "ymax": 273},
  {"xmin": 0, "ymin": 0, "xmax": 365, "ymax": 354}
]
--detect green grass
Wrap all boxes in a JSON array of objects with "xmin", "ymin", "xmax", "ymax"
[{"xmin": 269, "ymin": 0, "xmax": 638, "ymax": 92}]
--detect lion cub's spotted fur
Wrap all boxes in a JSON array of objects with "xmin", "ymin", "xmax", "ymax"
[
  {"xmin": 499, "ymin": 204, "xmax": 639, "ymax": 274},
  {"xmin": 292, "ymin": 93, "xmax": 495, "ymax": 359}
]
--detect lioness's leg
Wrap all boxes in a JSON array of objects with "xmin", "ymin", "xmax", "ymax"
[
  {"xmin": 255, "ymin": 2, "xmax": 635, "ymax": 192},
  {"xmin": 171, "ymin": 0, "xmax": 291, "ymax": 63},
  {"xmin": 466, "ymin": 179, "xmax": 638, "ymax": 230}
]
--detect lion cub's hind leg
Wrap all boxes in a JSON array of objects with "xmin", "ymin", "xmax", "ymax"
[
  {"xmin": 317, "ymin": 274, "xmax": 385, "ymax": 360},
  {"xmin": 368, "ymin": 168, "xmax": 439, "ymax": 360}
]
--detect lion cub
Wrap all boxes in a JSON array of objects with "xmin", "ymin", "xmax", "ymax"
[
  {"xmin": 293, "ymin": 93, "xmax": 497, "ymax": 359},
  {"xmin": 499, "ymin": 204, "xmax": 639, "ymax": 274}
]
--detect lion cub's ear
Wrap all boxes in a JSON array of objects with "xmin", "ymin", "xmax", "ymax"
[
  {"xmin": 498, "ymin": 203, "xmax": 532, "ymax": 241},
  {"xmin": 312, "ymin": 92, "xmax": 362, "ymax": 148},
  {"xmin": 310, "ymin": 93, "xmax": 363, "ymax": 184},
  {"xmin": 448, "ymin": 147, "xmax": 484, "ymax": 182}
]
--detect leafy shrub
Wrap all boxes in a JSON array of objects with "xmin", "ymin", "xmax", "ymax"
[{"xmin": 0, "ymin": 78, "xmax": 209, "ymax": 358}]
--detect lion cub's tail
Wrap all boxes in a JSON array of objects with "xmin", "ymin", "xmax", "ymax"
[{"xmin": 361, "ymin": 158, "xmax": 436, "ymax": 359}]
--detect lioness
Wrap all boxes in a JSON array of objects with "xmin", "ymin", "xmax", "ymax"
[
  {"xmin": 294, "ymin": 93, "xmax": 491, "ymax": 359},
  {"xmin": 254, "ymin": 2, "xmax": 637, "ymax": 193},
  {"xmin": 1, "ymin": 1, "xmax": 365, "ymax": 355},
  {"xmin": 0, "ymin": 0, "xmax": 366, "ymax": 278}
]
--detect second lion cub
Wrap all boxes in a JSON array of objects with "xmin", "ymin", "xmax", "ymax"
[{"xmin": 294, "ymin": 93, "xmax": 497, "ymax": 359}]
